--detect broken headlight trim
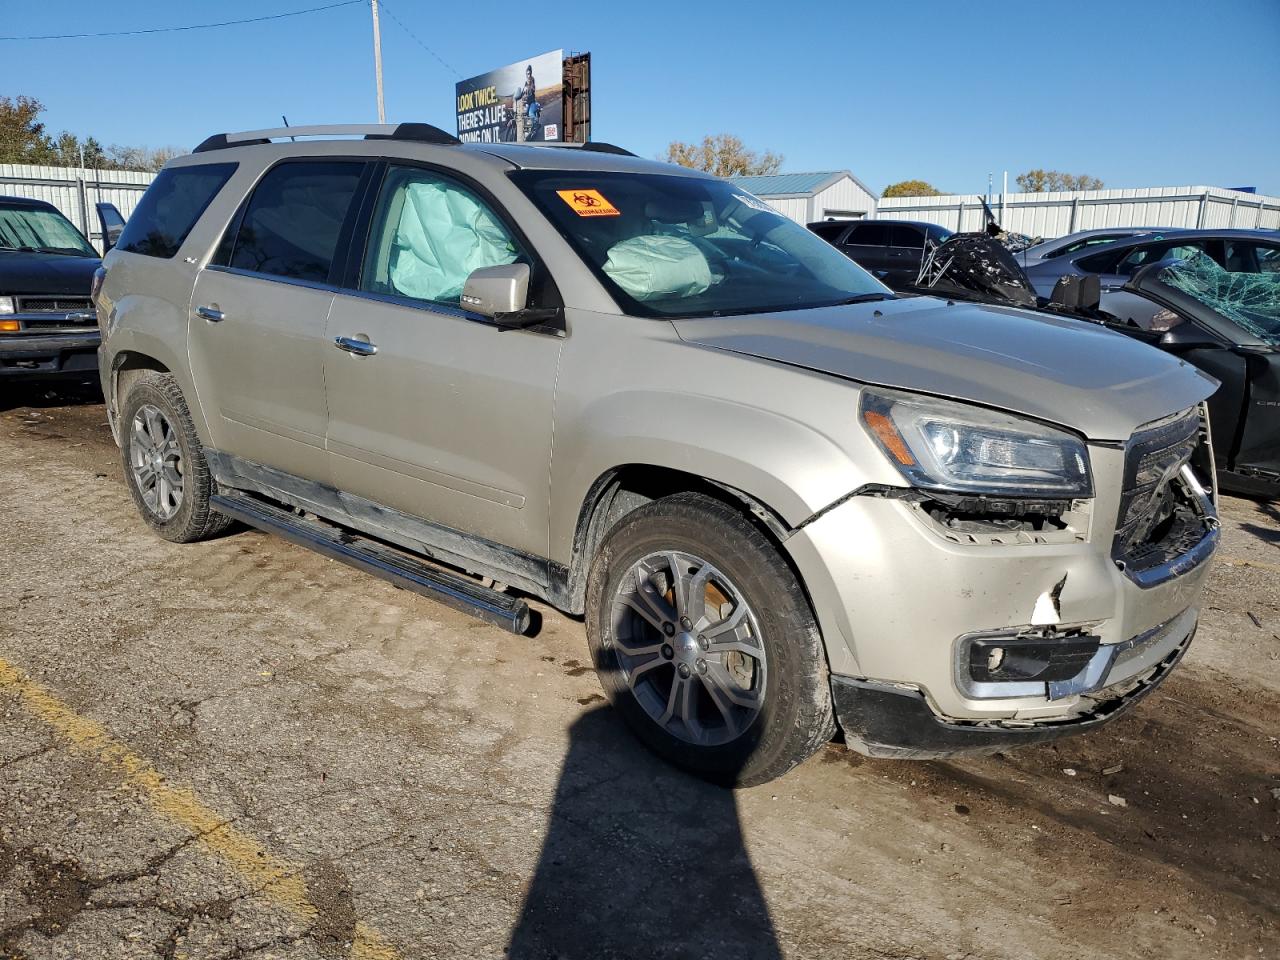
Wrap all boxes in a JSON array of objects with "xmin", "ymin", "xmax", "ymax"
[{"xmin": 859, "ymin": 388, "xmax": 1093, "ymax": 497}]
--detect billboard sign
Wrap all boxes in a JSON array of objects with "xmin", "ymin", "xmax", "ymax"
[{"xmin": 456, "ymin": 49, "xmax": 565, "ymax": 144}]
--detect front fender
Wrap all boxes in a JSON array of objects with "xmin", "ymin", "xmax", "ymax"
[{"xmin": 547, "ymin": 312, "xmax": 902, "ymax": 565}]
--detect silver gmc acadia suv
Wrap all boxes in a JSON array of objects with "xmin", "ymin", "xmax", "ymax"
[{"xmin": 96, "ymin": 124, "xmax": 1221, "ymax": 785}]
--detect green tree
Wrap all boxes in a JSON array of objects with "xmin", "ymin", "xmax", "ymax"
[
  {"xmin": 0, "ymin": 95, "xmax": 186, "ymax": 170},
  {"xmin": 882, "ymin": 179, "xmax": 942, "ymax": 197},
  {"xmin": 0, "ymin": 95, "xmax": 55, "ymax": 163},
  {"xmin": 1016, "ymin": 169, "xmax": 1104, "ymax": 193},
  {"xmin": 664, "ymin": 134, "xmax": 783, "ymax": 178}
]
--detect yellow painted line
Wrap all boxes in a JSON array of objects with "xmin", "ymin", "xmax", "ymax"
[
  {"xmin": 0, "ymin": 657, "xmax": 399, "ymax": 960},
  {"xmin": 1219, "ymin": 556, "xmax": 1280, "ymax": 575}
]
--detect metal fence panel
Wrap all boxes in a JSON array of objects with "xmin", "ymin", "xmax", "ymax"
[
  {"xmin": 0, "ymin": 163, "xmax": 156, "ymax": 253},
  {"xmin": 876, "ymin": 185, "xmax": 1280, "ymax": 237}
]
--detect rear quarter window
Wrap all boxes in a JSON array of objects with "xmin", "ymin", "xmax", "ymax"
[
  {"xmin": 808, "ymin": 222, "xmax": 850, "ymax": 242},
  {"xmin": 116, "ymin": 163, "xmax": 237, "ymax": 259},
  {"xmin": 843, "ymin": 223, "xmax": 893, "ymax": 247}
]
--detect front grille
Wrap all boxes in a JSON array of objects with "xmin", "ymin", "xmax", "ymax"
[
  {"xmin": 17, "ymin": 296, "xmax": 92, "ymax": 313},
  {"xmin": 1113, "ymin": 407, "xmax": 1215, "ymax": 581}
]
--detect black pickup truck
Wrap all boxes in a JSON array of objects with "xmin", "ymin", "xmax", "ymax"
[{"xmin": 1, "ymin": 195, "xmax": 124, "ymax": 382}]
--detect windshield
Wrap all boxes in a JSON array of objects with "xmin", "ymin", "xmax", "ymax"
[
  {"xmin": 0, "ymin": 203, "xmax": 97, "ymax": 257},
  {"xmin": 1157, "ymin": 251, "xmax": 1280, "ymax": 346},
  {"xmin": 511, "ymin": 170, "xmax": 890, "ymax": 318}
]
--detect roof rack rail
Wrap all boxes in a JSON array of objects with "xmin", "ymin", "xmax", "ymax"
[
  {"xmin": 192, "ymin": 123, "xmax": 461, "ymax": 153},
  {"xmin": 496, "ymin": 140, "xmax": 636, "ymax": 157},
  {"xmin": 579, "ymin": 141, "xmax": 635, "ymax": 157}
]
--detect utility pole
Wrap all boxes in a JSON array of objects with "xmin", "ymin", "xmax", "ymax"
[{"xmin": 371, "ymin": 0, "xmax": 386, "ymax": 123}]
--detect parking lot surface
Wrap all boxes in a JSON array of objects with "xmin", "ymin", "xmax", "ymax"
[{"xmin": 1, "ymin": 386, "xmax": 1277, "ymax": 960}]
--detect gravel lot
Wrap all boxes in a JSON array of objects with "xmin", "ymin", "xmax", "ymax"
[{"xmin": 1, "ymin": 385, "xmax": 1277, "ymax": 960}]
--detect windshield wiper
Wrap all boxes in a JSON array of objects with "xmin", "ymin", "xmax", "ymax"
[
  {"xmin": 0, "ymin": 244, "xmax": 41, "ymax": 253},
  {"xmin": 835, "ymin": 292, "xmax": 896, "ymax": 305}
]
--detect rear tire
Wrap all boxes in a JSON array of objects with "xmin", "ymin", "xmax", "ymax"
[
  {"xmin": 119, "ymin": 372, "xmax": 231, "ymax": 543},
  {"xmin": 585, "ymin": 493, "xmax": 835, "ymax": 786}
]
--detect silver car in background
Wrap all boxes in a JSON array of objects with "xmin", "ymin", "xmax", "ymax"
[
  {"xmin": 1016, "ymin": 227, "xmax": 1169, "ymax": 270},
  {"xmin": 1024, "ymin": 228, "xmax": 1280, "ymax": 302}
]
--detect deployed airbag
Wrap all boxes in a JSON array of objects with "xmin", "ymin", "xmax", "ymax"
[
  {"xmin": 389, "ymin": 182, "xmax": 519, "ymax": 302},
  {"xmin": 603, "ymin": 235, "xmax": 712, "ymax": 301}
]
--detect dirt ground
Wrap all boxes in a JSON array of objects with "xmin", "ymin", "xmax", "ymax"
[{"xmin": 0, "ymin": 384, "xmax": 1276, "ymax": 960}]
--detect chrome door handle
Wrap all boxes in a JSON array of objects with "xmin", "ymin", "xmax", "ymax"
[
  {"xmin": 196, "ymin": 305, "xmax": 224, "ymax": 322},
  {"xmin": 334, "ymin": 336, "xmax": 377, "ymax": 357}
]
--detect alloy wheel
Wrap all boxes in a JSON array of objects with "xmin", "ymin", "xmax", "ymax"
[
  {"xmin": 609, "ymin": 551, "xmax": 766, "ymax": 746},
  {"xmin": 130, "ymin": 403, "xmax": 184, "ymax": 521}
]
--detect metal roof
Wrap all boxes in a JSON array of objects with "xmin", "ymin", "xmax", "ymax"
[{"xmin": 730, "ymin": 171, "xmax": 864, "ymax": 198}]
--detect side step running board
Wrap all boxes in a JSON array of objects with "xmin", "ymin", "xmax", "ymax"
[{"xmin": 211, "ymin": 491, "xmax": 532, "ymax": 635}]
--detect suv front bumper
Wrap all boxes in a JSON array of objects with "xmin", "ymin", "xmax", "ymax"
[
  {"xmin": 784, "ymin": 442, "xmax": 1216, "ymax": 754},
  {"xmin": 831, "ymin": 608, "xmax": 1195, "ymax": 758}
]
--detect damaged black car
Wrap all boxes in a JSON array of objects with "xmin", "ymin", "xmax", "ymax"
[{"xmin": 909, "ymin": 227, "xmax": 1280, "ymax": 499}]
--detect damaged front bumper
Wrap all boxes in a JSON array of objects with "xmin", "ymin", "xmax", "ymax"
[
  {"xmin": 783, "ymin": 420, "xmax": 1218, "ymax": 756},
  {"xmin": 831, "ymin": 609, "xmax": 1193, "ymax": 760}
]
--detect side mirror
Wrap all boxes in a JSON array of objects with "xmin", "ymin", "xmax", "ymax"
[
  {"xmin": 95, "ymin": 202, "xmax": 126, "ymax": 254},
  {"xmin": 1160, "ymin": 323, "xmax": 1222, "ymax": 351},
  {"xmin": 461, "ymin": 263, "xmax": 530, "ymax": 320}
]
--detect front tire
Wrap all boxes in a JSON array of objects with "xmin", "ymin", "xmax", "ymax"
[
  {"xmin": 119, "ymin": 372, "xmax": 231, "ymax": 543},
  {"xmin": 585, "ymin": 493, "xmax": 835, "ymax": 786}
]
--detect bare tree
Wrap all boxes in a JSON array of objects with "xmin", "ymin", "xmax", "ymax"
[
  {"xmin": 664, "ymin": 134, "xmax": 783, "ymax": 178},
  {"xmin": 1016, "ymin": 169, "xmax": 1104, "ymax": 193}
]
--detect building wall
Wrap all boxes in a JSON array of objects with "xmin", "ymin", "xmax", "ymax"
[
  {"xmin": 876, "ymin": 186, "xmax": 1280, "ymax": 237},
  {"xmin": 1, "ymin": 164, "xmax": 155, "ymax": 253},
  {"xmin": 810, "ymin": 178, "xmax": 876, "ymax": 221},
  {"xmin": 758, "ymin": 196, "xmax": 811, "ymax": 222}
]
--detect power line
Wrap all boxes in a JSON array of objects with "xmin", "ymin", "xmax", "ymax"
[
  {"xmin": 375, "ymin": 0, "xmax": 460, "ymax": 77},
  {"xmin": 0, "ymin": 1, "xmax": 363, "ymax": 41}
]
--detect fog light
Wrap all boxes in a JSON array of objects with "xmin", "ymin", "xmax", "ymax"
[{"xmin": 967, "ymin": 633, "xmax": 1101, "ymax": 684}]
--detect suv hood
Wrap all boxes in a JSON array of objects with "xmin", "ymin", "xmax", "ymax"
[
  {"xmin": 672, "ymin": 296, "xmax": 1217, "ymax": 441},
  {"xmin": 0, "ymin": 251, "xmax": 100, "ymax": 296}
]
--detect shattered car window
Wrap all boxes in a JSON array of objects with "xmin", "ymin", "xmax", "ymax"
[{"xmin": 1159, "ymin": 251, "xmax": 1280, "ymax": 345}]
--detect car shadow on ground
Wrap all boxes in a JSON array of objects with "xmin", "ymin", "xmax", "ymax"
[
  {"xmin": 0, "ymin": 380, "xmax": 102, "ymax": 413},
  {"xmin": 1238, "ymin": 499, "xmax": 1280, "ymax": 545},
  {"xmin": 507, "ymin": 706, "xmax": 781, "ymax": 960}
]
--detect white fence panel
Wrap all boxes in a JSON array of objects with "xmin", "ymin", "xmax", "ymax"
[
  {"xmin": 877, "ymin": 185, "xmax": 1280, "ymax": 237},
  {"xmin": 0, "ymin": 163, "xmax": 156, "ymax": 252}
]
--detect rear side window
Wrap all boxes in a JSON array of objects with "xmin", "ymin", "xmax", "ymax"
[
  {"xmin": 808, "ymin": 221, "xmax": 850, "ymax": 242},
  {"xmin": 226, "ymin": 160, "xmax": 366, "ymax": 282},
  {"xmin": 843, "ymin": 223, "xmax": 893, "ymax": 247},
  {"xmin": 1076, "ymin": 247, "xmax": 1125, "ymax": 273},
  {"xmin": 116, "ymin": 163, "xmax": 237, "ymax": 258},
  {"xmin": 890, "ymin": 225, "xmax": 925, "ymax": 248},
  {"xmin": 1053, "ymin": 233, "xmax": 1129, "ymax": 257}
]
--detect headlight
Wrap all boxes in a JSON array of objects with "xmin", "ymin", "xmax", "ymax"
[
  {"xmin": 860, "ymin": 388, "xmax": 1093, "ymax": 497},
  {"xmin": 0, "ymin": 296, "xmax": 15, "ymax": 315}
]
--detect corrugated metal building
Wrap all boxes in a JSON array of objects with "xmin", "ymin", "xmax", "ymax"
[
  {"xmin": 730, "ymin": 171, "xmax": 878, "ymax": 223},
  {"xmin": 876, "ymin": 185, "xmax": 1280, "ymax": 236},
  {"xmin": 0, "ymin": 163, "xmax": 155, "ymax": 253}
]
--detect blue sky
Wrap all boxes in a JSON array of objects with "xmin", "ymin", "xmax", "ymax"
[{"xmin": 4, "ymin": 0, "xmax": 1278, "ymax": 194}]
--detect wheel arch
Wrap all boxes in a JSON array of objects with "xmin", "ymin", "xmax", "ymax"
[
  {"xmin": 108, "ymin": 351, "xmax": 172, "ymax": 445},
  {"xmin": 106, "ymin": 333, "xmax": 212, "ymax": 448},
  {"xmin": 553, "ymin": 463, "xmax": 796, "ymax": 616}
]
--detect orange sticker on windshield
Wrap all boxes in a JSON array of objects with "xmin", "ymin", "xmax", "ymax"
[{"xmin": 557, "ymin": 189, "xmax": 620, "ymax": 217}]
